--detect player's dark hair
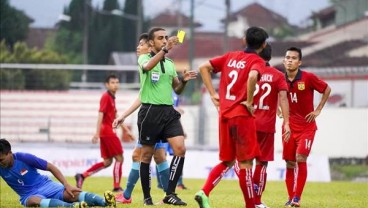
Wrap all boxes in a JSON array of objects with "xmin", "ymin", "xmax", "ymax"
[
  {"xmin": 105, "ymin": 74, "xmax": 118, "ymax": 83},
  {"xmin": 245, "ymin": 27, "xmax": 269, "ymax": 50},
  {"xmin": 259, "ymin": 43, "xmax": 272, "ymax": 62},
  {"xmin": 287, "ymin": 47, "xmax": 303, "ymax": 60},
  {"xmin": 139, "ymin": 33, "xmax": 149, "ymax": 42},
  {"xmin": 0, "ymin": 138, "xmax": 11, "ymax": 154},
  {"xmin": 148, "ymin": 27, "xmax": 166, "ymax": 41}
]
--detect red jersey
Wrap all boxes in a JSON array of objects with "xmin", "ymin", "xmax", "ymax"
[
  {"xmin": 254, "ymin": 65, "xmax": 288, "ymax": 133},
  {"xmin": 99, "ymin": 91, "xmax": 117, "ymax": 136},
  {"xmin": 210, "ymin": 50, "xmax": 265, "ymax": 118},
  {"xmin": 286, "ymin": 69, "xmax": 328, "ymax": 132}
]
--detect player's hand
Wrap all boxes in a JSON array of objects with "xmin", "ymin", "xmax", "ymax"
[
  {"xmin": 175, "ymin": 107, "xmax": 185, "ymax": 115},
  {"xmin": 182, "ymin": 70, "xmax": 198, "ymax": 82},
  {"xmin": 121, "ymin": 124, "xmax": 135, "ymax": 142},
  {"xmin": 91, "ymin": 134, "xmax": 99, "ymax": 144},
  {"xmin": 305, "ymin": 109, "xmax": 321, "ymax": 123},
  {"xmin": 241, "ymin": 100, "xmax": 254, "ymax": 116},
  {"xmin": 210, "ymin": 93, "xmax": 220, "ymax": 110},
  {"xmin": 64, "ymin": 183, "xmax": 81, "ymax": 198},
  {"xmin": 167, "ymin": 36, "xmax": 179, "ymax": 50},
  {"xmin": 125, "ymin": 130, "xmax": 136, "ymax": 142},
  {"xmin": 283, "ymin": 123, "xmax": 291, "ymax": 142},
  {"xmin": 113, "ymin": 116, "xmax": 125, "ymax": 128}
]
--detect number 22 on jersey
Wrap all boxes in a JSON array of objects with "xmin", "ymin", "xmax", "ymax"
[{"xmin": 254, "ymin": 83, "xmax": 271, "ymax": 110}]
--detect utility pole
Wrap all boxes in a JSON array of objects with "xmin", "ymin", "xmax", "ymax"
[
  {"xmin": 177, "ymin": 0, "xmax": 183, "ymax": 28},
  {"xmin": 189, "ymin": 0, "xmax": 194, "ymax": 71},
  {"xmin": 223, "ymin": 0, "xmax": 230, "ymax": 53},
  {"xmin": 136, "ymin": 0, "xmax": 143, "ymax": 40},
  {"xmin": 188, "ymin": 0, "xmax": 203, "ymax": 145},
  {"xmin": 82, "ymin": 0, "xmax": 89, "ymax": 83}
]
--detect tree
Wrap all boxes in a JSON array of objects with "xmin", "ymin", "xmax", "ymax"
[
  {"xmin": 122, "ymin": 0, "xmax": 140, "ymax": 52},
  {"xmin": 47, "ymin": 0, "xmax": 148, "ymax": 84},
  {"xmin": 0, "ymin": 41, "xmax": 71, "ymax": 90},
  {"xmin": 47, "ymin": 0, "xmax": 91, "ymax": 64},
  {"xmin": 0, "ymin": 0, "xmax": 32, "ymax": 48},
  {"xmin": 0, "ymin": 41, "xmax": 25, "ymax": 89},
  {"xmin": 89, "ymin": 0, "xmax": 124, "ymax": 65},
  {"xmin": 47, "ymin": 28, "xmax": 84, "ymax": 64}
]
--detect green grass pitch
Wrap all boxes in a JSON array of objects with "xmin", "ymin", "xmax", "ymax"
[{"xmin": 1, "ymin": 177, "xmax": 367, "ymax": 207}]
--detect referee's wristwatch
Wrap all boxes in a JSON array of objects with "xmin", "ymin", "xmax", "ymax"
[{"xmin": 161, "ymin": 46, "xmax": 169, "ymax": 54}]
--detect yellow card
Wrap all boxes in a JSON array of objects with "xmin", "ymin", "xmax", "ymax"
[{"xmin": 177, "ymin": 30, "xmax": 186, "ymax": 43}]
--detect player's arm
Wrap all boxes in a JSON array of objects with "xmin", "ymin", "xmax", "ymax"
[
  {"xmin": 121, "ymin": 124, "xmax": 135, "ymax": 141},
  {"xmin": 306, "ymin": 85, "xmax": 331, "ymax": 122},
  {"xmin": 17, "ymin": 153, "xmax": 79, "ymax": 197},
  {"xmin": 142, "ymin": 36, "xmax": 178, "ymax": 71},
  {"xmin": 92, "ymin": 112, "xmax": 103, "ymax": 143},
  {"xmin": 47, "ymin": 162, "xmax": 80, "ymax": 197},
  {"xmin": 172, "ymin": 70, "xmax": 198, "ymax": 94},
  {"xmin": 199, "ymin": 61, "xmax": 219, "ymax": 108},
  {"xmin": 279, "ymin": 90, "xmax": 291, "ymax": 141},
  {"xmin": 113, "ymin": 97, "xmax": 141, "ymax": 128},
  {"xmin": 141, "ymin": 51, "xmax": 165, "ymax": 71},
  {"xmin": 277, "ymin": 106, "xmax": 282, "ymax": 118},
  {"xmin": 242, "ymin": 69, "xmax": 259, "ymax": 115}
]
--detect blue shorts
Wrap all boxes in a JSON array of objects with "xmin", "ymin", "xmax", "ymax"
[
  {"xmin": 21, "ymin": 180, "xmax": 64, "ymax": 206},
  {"xmin": 166, "ymin": 144, "xmax": 174, "ymax": 156},
  {"xmin": 136, "ymin": 140, "xmax": 168, "ymax": 150}
]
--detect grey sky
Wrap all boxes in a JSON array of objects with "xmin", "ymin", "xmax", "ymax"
[{"xmin": 10, "ymin": 0, "xmax": 330, "ymax": 31}]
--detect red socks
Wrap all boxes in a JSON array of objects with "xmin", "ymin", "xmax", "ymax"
[
  {"xmin": 253, "ymin": 164, "xmax": 267, "ymax": 204},
  {"xmin": 285, "ymin": 167, "xmax": 295, "ymax": 200},
  {"xmin": 203, "ymin": 162, "xmax": 256, "ymax": 208},
  {"xmin": 285, "ymin": 162, "xmax": 308, "ymax": 200},
  {"xmin": 82, "ymin": 161, "xmax": 123, "ymax": 189},
  {"xmin": 113, "ymin": 161, "xmax": 122, "ymax": 189},
  {"xmin": 82, "ymin": 162, "xmax": 105, "ymax": 178},
  {"xmin": 295, "ymin": 162, "xmax": 307, "ymax": 199},
  {"xmin": 202, "ymin": 162, "xmax": 229, "ymax": 196},
  {"xmin": 237, "ymin": 168, "xmax": 255, "ymax": 208}
]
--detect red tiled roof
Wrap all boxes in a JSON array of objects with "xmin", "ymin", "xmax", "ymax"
[
  {"xmin": 167, "ymin": 32, "xmax": 243, "ymax": 60},
  {"xmin": 151, "ymin": 10, "xmax": 202, "ymax": 27},
  {"xmin": 269, "ymin": 41, "xmax": 315, "ymax": 57},
  {"xmin": 310, "ymin": 6, "xmax": 335, "ymax": 19},
  {"xmin": 170, "ymin": 32, "xmax": 367, "ymax": 68},
  {"xmin": 224, "ymin": 3, "xmax": 289, "ymax": 28},
  {"xmin": 25, "ymin": 27, "xmax": 56, "ymax": 49},
  {"xmin": 275, "ymin": 40, "xmax": 368, "ymax": 68},
  {"xmin": 168, "ymin": 33, "xmax": 313, "ymax": 60},
  {"xmin": 303, "ymin": 40, "xmax": 367, "ymax": 67}
]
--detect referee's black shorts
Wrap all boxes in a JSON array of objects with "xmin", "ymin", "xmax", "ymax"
[{"xmin": 137, "ymin": 104, "xmax": 184, "ymax": 146}]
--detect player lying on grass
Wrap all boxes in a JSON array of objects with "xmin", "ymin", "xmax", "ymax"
[{"xmin": 0, "ymin": 138, "xmax": 116, "ymax": 208}]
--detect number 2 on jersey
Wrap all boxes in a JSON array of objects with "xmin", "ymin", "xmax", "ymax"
[{"xmin": 226, "ymin": 70, "xmax": 238, "ymax": 100}]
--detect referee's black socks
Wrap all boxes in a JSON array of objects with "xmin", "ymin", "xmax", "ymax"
[
  {"xmin": 166, "ymin": 156, "xmax": 185, "ymax": 195},
  {"xmin": 140, "ymin": 162, "xmax": 151, "ymax": 199}
]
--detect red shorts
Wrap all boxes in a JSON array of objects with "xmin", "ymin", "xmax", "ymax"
[
  {"xmin": 256, "ymin": 132, "xmax": 274, "ymax": 161},
  {"xmin": 219, "ymin": 116, "xmax": 260, "ymax": 162},
  {"xmin": 100, "ymin": 134, "xmax": 123, "ymax": 159},
  {"xmin": 282, "ymin": 130, "xmax": 316, "ymax": 161}
]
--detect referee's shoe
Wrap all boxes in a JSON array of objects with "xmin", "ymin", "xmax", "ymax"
[{"xmin": 163, "ymin": 193, "xmax": 187, "ymax": 206}]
